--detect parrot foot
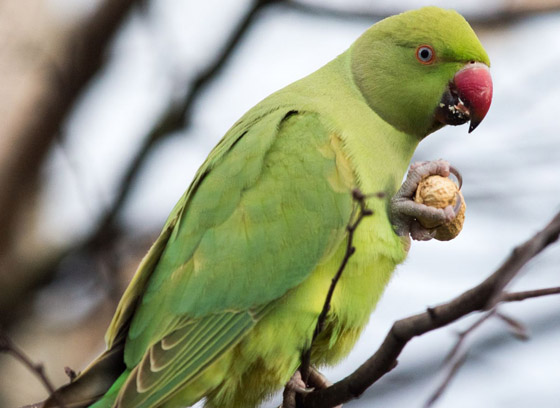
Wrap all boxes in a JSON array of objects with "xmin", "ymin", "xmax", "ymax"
[
  {"xmin": 391, "ymin": 159, "xmax": 462, "ymax": 241},
  {"xmin": 308, "ymin": 367, "xmax": 343, "ymax": 408},
  {"xmin": 308, "ymin": 366, "xmax": 332, "ymax": 389},
  {"xmin": 281, "ymin": 370, "xmax": 314, "ymax": 408},
  {"xmin": 281, "ymin": 368, "xmax": 342, "ymax": 408}
]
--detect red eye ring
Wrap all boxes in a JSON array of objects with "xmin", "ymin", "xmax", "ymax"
[{"xmin": 416, "ymin": 45, "xmax": 435, "ymax": 64}]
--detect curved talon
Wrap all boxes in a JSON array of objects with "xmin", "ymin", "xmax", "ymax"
[
  {"xmin": 449, "ymin": 165, "xmax": 463, "ymax": 189},
  {"xmin": 285, "ymin": 370, "xmax": 315, "ymax": 395},
  {"xmin": 453, "ymin": 192, "xmax": 463, "ymax": 214},
  {"xmin": 294, "ymin": 386, "xmax": 315, "ymax": 395}
]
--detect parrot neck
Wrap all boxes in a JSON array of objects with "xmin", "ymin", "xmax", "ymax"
[
  {"xmin": 259, "ymin": 49, "xmax": 420, "ymax": 196},
  {"xmin": 322, "ymin": 52, "xmax": 421, "ymax": 197}
]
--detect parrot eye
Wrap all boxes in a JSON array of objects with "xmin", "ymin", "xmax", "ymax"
[{"xmin": 416, "ymin": 45, "xmax": 435, "ymax": 64}]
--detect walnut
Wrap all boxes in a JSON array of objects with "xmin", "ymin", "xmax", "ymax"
[{"xmin": 414, "ymin": 175, "xmax": 466, "ymax": 241}]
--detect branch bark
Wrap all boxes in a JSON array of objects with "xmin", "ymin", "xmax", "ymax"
[{"xmin": 303, "ymin": 211, "xmax": 560, "ymax": 408}]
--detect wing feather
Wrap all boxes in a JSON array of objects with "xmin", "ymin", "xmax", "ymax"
[
  {"xmin": 118, "ymin": 310, "xmax": 259, "ymax": 408},
  {"xmin": 112, "ymin": 109, "xmax": 355, "ymax": 407}
]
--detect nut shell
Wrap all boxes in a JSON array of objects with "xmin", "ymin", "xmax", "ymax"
[{"xmin": 413, "ymin": 175, "xmax": 466, "ymax": 241}]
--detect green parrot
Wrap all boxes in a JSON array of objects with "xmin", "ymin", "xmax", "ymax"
[{"xmin": 44, "ymin": 6, "xmax": 492, "ymax": 408}]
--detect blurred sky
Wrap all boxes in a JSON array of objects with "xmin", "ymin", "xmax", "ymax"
[{"xmin": 28, "ymin": 0, "xmax": 560, "ymax": 407}]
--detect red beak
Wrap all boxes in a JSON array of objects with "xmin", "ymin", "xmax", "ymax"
[
  {"xmin": 453, "ymin": 62, "xmax": 493, "ymax": 133},
  {"xmin": 434, "ymin": 62, "xmax": 493, "ymax": 133}
]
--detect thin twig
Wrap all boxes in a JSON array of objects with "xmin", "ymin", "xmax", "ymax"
[
  {"xmin": 495, "ymin": 312, "xmax": 529, "ymax": 341},
  {"xmin": 64, "ymin": 366, "xmax": 78, "ymax": 382},
  {"xmin": 423, "ymin": 310, "xmax": 495, "ymax": 408},
  {"xmin": 424, "ymin": 284, "xmax": 560, "ymax": 406},
  {"xmin": 296, "ymin": 190, "xmax": 374, "ymax": 406},
  {"xmin": 424, "ymin": 350, "xmax": 469, "ymax": 408},
  {"xmin": 425, "ymin": 285, "xmax": 553, "ymax": 407},
  {"xmin": 303, "ymin": 210, "xmax": 560, "ymax": 408},
  {"xmin": 0, "ymin": 330, "xmax": 67, "ymax": 408},
  {"xmin": 443, "ymin": 309, "xmax": 496, "ymax": 366},
  {"xmin": 502, "ymin": 286, "xmax": 560, "ymax": 302}
]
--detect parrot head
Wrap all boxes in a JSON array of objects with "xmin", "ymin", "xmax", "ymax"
[{"xmin": 351, "ymin": 6, "xmax": 493, "ymax": 138}]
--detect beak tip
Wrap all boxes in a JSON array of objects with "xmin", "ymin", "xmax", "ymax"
[{"xmin": 468, "ymin": 114, "xmax": 484, "ymax": 133}]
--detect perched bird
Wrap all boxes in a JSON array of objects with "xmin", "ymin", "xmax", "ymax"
[{"xmin": 44, "ymin": 6, "xmax": 492, "ymax": 408}]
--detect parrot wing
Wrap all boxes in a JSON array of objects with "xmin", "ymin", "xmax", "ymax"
[{"xmin": 107, "ymin": 108, "xmax": 356, "ymax": 407}]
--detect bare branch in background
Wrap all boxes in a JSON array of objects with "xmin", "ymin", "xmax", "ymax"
[
  {"xmin": 302, "ymin": 211, "xmax": 560, "ymax": 408},
  {"xmin": 442, "ymin": 310, "xmax": 496, "ymax": 366},
  {"xmin": 285, "ymin": 0, "xmax": 560, "ymax": 27},
  {"xmin": 0, "ymin": 0, "xmax": 141, "ymax": 322},
  {"xmin": 87, "ymin": 0, "xmax": 284, "ymax": 251},
  {"xmin": 0, "ymin": 330, "xmax": 65, "ymax": 408},
  {"xmin": 495, "ymin": 312, "xmax": 529, "ymax": 340},
  {"xmin": 0, "ymin": 0, "xmax": 284, "ymax": 325},
  {"xmin": 423, "ymin": 351, "xmax": 468, "ymax": 408},
  {"xmin": 0, "ymin": 0, "xmax": 139, "ymax": 250}
]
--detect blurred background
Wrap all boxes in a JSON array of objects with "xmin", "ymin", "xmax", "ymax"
[{"xmin": 1, "ymin": 0, "xmax": 559, "ymax": 407}]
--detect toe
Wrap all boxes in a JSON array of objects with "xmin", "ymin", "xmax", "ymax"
[
  {"xmin": 285, "ymin": 370, "xmax": 314, "ymax": 394},
  {"xmin": 410, "ymin": 220, "xmax": 436, "ymax": 241}
]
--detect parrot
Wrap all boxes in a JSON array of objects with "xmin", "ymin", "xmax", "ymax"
[{"xmin": 43, "ymin": 6, "xmax": 492, "ymax": 408}]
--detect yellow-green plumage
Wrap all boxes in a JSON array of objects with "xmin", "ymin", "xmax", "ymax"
[{"xmin": 44, "ymin": 7, "xmax": 490, "ymax": 408}]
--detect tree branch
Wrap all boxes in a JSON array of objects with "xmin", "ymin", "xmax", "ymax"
[
  {"xmin": 303, "ymin": 210, "xmax": 560, "ymax": 408},
  {"xmin": 424, "ymin": 286, "xmax": 545, "ymax": 407}
]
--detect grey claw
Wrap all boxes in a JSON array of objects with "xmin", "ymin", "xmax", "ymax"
[
  {"xmin": 429, "ymin": 227, "xmax": 438, "ymax": 238},
  {"xmin": 453, "ymin": 192, "xmax": 463, "ymax": 215},
  {"xmin": 449, "ymin": 166, "xmax": 463, "ymax": 189}
]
